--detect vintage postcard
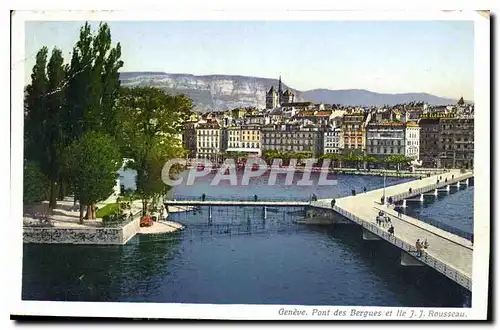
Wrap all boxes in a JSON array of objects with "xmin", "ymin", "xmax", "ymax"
[{"xmin": 9, "ymin": 8, "xmax": 490, "ymax": 321}]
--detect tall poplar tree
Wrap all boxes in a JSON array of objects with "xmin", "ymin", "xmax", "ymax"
[
  {"xmin": 45, "ymin": 48, "xmax": 66, "ymax": 208},
  {"xmin": 24, "ymin": 47, "xmax": 48, "ymax": 163}
]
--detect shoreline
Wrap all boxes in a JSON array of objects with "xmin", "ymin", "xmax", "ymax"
[
  {"xmin": 23, "ymin": 198, "xmax": 187, "ymax": 245},
  {"xmin": 185, "ymin": 166, "xmax": 447, "ymax": 178}
]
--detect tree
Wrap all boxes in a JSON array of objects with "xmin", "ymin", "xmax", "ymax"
[
  {"xmin": 63, "ymin": 22, "xmax": 123, "ymax": 146},
  {"xmin": 23, "ymin": 161, "xmax": 49, "ymax": 205},
  {"xmin": 117, "ymin": 87, "xmax": 192, "ymax": 215},
  {"xmin": 24, "ymin": 47, "xmax": 48, "ymax": 164},
  {"xmin": 24, "ymin": 47, "xmax": 66, "ymax": 209},
  {"xmin": 69, "ymin": 132, "xmax": 122, "ymax": 223},
  {"xmin": 45, "ymin": 48, "xmax": 66, "ymax": 208},
  {"xmin": 24, "ymin": 21, "xmax": 123, "ymax": 212}
]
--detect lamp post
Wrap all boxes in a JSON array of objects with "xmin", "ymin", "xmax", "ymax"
[{"xmin": 383, "ymin": 172, "xmax": 386, "ymax": 204}]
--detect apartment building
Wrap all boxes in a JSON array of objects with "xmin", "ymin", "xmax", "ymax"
[{"xmin": 438, "ymin": 117, "xmax": 474, "ymax": 169}]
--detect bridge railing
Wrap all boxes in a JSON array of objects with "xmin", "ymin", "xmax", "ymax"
[
  {"xmin": 389, "ymin": 173, "xmax": 473, "ymax": 202},
  {"xmin": 330, "ymin": 205, "xmax": 471, "ymax": 291},
  {"xmin": 167, "ymin": 195, "xmax": 312, "ymax": 203}
]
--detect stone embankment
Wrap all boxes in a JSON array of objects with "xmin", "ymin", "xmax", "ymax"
[{"xmin": 23, "ymin": 197, "xmax": 185, "ymax": 245}]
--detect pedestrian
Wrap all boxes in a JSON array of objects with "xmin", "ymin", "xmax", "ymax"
[
  {"xmin": 388, "ymin": 225, "xmax": 394, "ymax": 235},
  {"xmin": 254, "ymin": 194, "xmax": 258, "ymax": 202},
  {"xmin": 331, "ymin": 199, "xmax": 336, "ymax": 208},
  {"xmin": 423, "ymin": 239, "xmax": 429, "ymax": 249},
  {"xmin": 397, "ymin": 208, "xmax": 402, "ymax": 218},
  {"xmin": 388, "ymin": 197, "xmax": 393, "ymax": 204},
  {"xmin": 380, "ymin": 196, "xmax": 385, "ymax": 205},
  {"xmin": 415, "ymin": 239, "xmax": 422, "ymax": 257},
  {"xmin": 471, "ymin": 234, "xmax": 474, "ymax": 245},
  {"xmin": 202, "ymin": 193, "xmax": 206, "ymax": 201},
  {"xmin": 352, "ymin": 189, "xmax": 356, "ymax": 196},
  {"xmin": 409, "ymin": 187, "xmax": 412, "ymax": 194},
  {"xmin": 363, "ymin": 187, "xmax": 367, "ymax": 193},
  {"xmin": 452, "ymin": 174, "xmax": 455, "ymax": 179}
]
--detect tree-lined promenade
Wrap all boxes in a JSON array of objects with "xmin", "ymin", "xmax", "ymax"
[{"xmin": 24, "ymin": 22, "xmax": 193, "ymax": 224}]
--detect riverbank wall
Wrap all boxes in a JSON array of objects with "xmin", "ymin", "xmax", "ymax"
[{"xmin": 23, "ymin": 216, "xmax": 141, "ymax": 245}]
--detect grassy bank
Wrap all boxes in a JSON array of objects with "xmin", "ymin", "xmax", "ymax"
[{"xmin": 96, "ymin": 203, "xmax": 119, "ymax": 218}]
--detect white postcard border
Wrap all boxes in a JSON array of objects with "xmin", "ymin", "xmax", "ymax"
[{"xmin": 9, "ymin": 9, "xmax": 490, "ymax": 320}]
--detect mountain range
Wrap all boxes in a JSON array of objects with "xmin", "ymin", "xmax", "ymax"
[{"xmin": 119, "ymin": 72, "xmax": 459, "ymax": 112}]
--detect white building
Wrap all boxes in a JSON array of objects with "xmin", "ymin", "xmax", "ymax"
[
  {"xmin": 196, "ymin": 120, "xmax": 222, "ymax": 161},
  {"xmin": 365, "ymin": 122, "xmax": 406, "ymax": 157},
  {"xmin": 323, "ymin": 120, "xmax": 342, "ymax": 154},
  {"xmin": 405, "ymin": 122, "xmax": 421, "ymax": 160}
]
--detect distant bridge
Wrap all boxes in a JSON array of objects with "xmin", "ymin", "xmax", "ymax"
[{"xmin": 164, "ymin": 200, "xmax": 309, "ymax": 207}]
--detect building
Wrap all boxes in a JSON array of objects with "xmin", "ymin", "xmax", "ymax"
[
  {"xmin": 365, "ymin": 122, "xmax": 406, "ymax": 159},
  {"xmin": 196, "ymin": 120, "xmax": 222, "ymax": 162},
  {"xmin": 265, "ymin": 76, "xmax": 296, "ymax": 109},
  {"xmin": 244, "ymin": 114, "xmax": 269, "ymax": 126},
  {"xmin": 226, "ymin": 124, "xmax": 261, "ymax": 156},
  {"xmin": 438, "ymin": 117, "xmax": 474, "ymax": 169},
  {"xmin": 261, "ymin": 123, "xmax": 323, "ymax": 156},
  {"xmin": 182, "ymin": 122, "xmax": 197, "ymax": 159},
  {"xmin": 418, "ymin": 118, "xmax": 441, "ymax": 167},
  {"xmin": 341, "ymin": 113, "xmax": 366, "ymax": 153},
  {"xmin": 323, "ymin": 126, "xmax": 342, "ymax": 154},
  {"xmin": 405, "ymin": 122, "xmax": 420, "ymax": 160}
]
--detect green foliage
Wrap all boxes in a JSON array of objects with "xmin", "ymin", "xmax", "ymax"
[
  {"xmin": 24, "ymin": 47, "xmax": 49, "ymax": 163},
  {"xmin": 95, "ymin": 202, "xmax": 120, "ymax": 218},
  {"xmin": 23, "ymin": 161, "xmax": 49, "ymax": 205},
  {"xmin": 25, "ymin": 21, "xmax": 123, "ymax": 211},
  {"xmin": 117, "ymin": 87, "xmax": 193, "ymax": 214},
  {"xmin": 102, "ymin": 211, "xmax": 127, "ymax": 227},
  {"xmin": 63, "ymin": 22, "xmax": 123, "ymax": 145},
  {"xmin": 68, "ymin": 131, "xmax": 122, "ymax": 214}
]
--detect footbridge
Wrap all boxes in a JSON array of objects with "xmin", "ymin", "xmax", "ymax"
[
  {"xmin": 312, "ymin": 169, "xmax": 473, "ymax": 291},
  {"xmin": 164, "ymin": 169, "xmax": 474, "ymax": 291}
]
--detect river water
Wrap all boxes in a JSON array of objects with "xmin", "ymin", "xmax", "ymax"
[{"xmin": 22, "ymin": 172, "xmax": 473, "ymax": 307}]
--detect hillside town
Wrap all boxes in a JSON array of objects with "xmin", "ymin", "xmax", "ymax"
[{"xmin": 181, "ymin": 77, "xmax": 474, "ymax": 170}]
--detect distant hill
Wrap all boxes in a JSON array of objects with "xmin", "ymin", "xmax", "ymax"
[
  {"xmin": 119, "ymin": 72, "xmax": 459, "ymax": 111},
  {"xmin": 302, "ymin": 89, "xmax": 458, "ymax": 107}
]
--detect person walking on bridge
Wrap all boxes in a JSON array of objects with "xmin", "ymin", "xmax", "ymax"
[
  {"xmin": 363, "ymin": 187, "xmax": 367, "ymax": 193},
  {"xmin": 254, "ymin": 194, "xmax": 258, "ymax": 202},
  {"xmin": 388, "ymin": 225, "xmax": 394, "ymax": 235},
  {"xmin": 331, "ymin": 199, "xmax": 336, "ymax": 208},
  {"xmin": 423, "ymin": 239, "xmax": 429, "ymax": 249},
  {"xmin": 202, "ymin": 193, "xmax": 206, "ymax": 202},
  {"xmin": 415, "ymin": 239, "xmax": 423, "ymax": 257}
]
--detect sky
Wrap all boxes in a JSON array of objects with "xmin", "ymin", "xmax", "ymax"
[{"xmin": 24, "ymin": 20, "xmax": 474, "ymax": 100}]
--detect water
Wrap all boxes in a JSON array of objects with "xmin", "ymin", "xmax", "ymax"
[{"xmin": 22, "ymin": 172, "xmax": 473, "ymax": 307}]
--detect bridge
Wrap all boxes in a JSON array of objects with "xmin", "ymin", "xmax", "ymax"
[
  {"xmin": 312, "ymin": 169, "xmax": 473, "ymax": 291},
  {"xmin": 164, "ymin": 169, "xmax": 474, "ymax": 291},
  {"xmin": 164, "ymin": 200, "xmax": 309, "ymax": 207}
]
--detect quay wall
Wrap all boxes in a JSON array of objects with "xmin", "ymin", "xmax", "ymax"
[{"xmin": 23, "ymin": 218, "xmax": 141, "ymax": 245}]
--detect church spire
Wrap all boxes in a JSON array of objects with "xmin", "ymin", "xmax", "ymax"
[{"xmin": 278, "ymin": 74, "xmax": 282, "ymax": 105}]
